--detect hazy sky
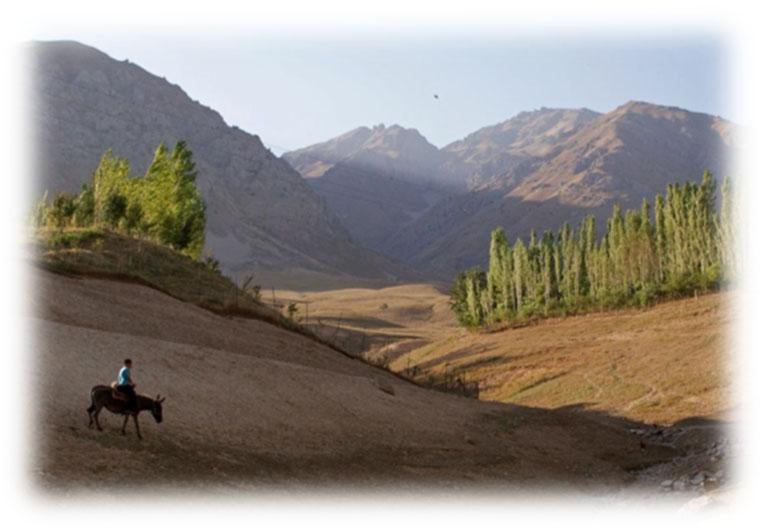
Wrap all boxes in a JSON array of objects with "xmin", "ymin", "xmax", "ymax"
[{"xmin": 34, "ymin": 31, "xmax": 727, "ymax": 153}]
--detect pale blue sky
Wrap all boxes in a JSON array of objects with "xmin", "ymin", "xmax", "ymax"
[{"xmin": 35, "ymin": 31, "xmax": 728, "ymax": 153}]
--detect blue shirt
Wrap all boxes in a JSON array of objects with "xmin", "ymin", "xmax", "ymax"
[{"xmin": 118, "ymin": 366, "xmax": 132, "ymax": 386}]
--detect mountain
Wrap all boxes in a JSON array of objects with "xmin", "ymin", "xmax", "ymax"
[
  {"xmin": 283, "ymin": 124, "xmax": 461, "ymax": 253},
  {"xmin": 387, "ymin": 102, "xmax": 735, "ymax": 278},
  {"xmin": 30, "ymin": 41, "xmax": 411, "ymax": 289},
  {"xmin": 293, "ymin": 104, "xmax": 735, "ymax": 279}
]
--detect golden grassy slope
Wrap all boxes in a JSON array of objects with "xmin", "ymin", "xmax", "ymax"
[
  {"xmin": 391, "ymin": 293, "xmax": 733, "ymax": 424},
  {"xmin": 286, "ymin": 283, "xmax": 733, "ymax": 425}
]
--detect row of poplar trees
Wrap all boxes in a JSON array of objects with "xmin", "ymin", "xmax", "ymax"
[
  {"xmin": 451, "ymin": 172, "xmax": 736, "ymax": 327},
  {"xmin": 33, "ymin": 141, "xmax": 207, "ymax": 259}
]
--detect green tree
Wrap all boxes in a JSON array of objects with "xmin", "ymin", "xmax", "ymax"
[
  {"xmin": 487, "ymin": 228, "xmax": 509, "ymax": 317},
  {"xmin": 123, "ymin": 200, "xmax": 144, "ymax": 234},
  {"xmin": 92, "ymin": 150, "xmax": 130, "ymax": 225},
  {"xmin": 103, "ymin": 192, "xmax": 127, "ymax": 228},
  {"xmin": 74, "ymin": 183, "xmax": 95, "ymax": 227},
  {"xmin": 450, "ymin": 172, "xmax": 734, "ymax": 328},
  {"xmin": 48, "ymin": 192, "xmax": 77, "ymax": 229}
]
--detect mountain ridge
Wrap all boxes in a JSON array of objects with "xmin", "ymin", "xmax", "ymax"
[{"xmin": 31, "ymin": 40, "xmax": 413, "ymax": 289}]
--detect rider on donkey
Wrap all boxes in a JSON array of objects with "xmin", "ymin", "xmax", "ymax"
[{"xmin": 117, "ymin": 359, "xmax": 138, "ymax": 412}]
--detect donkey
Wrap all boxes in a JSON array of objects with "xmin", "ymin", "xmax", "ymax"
[{"xmin": 87, "ymin": 385, "xmax": 165, "ymax": 440}]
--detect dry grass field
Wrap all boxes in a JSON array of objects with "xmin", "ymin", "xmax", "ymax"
[
  {"xmin": 391, "ymin": 293, "xmax": 734, "ymax": 425},
  {"xmin": 274, "ymin": 283, "xmax": 455, "ymax": 356},
  {"xmin": 280, "ymin": 286, "xmax": 734, "ymax": 426}
]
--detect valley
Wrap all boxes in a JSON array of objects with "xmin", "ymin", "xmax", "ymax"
[
  {"xmin": 29, "ymin": 229, "xmax": 734, "ymax": 496},
  {"xmin": 27, "ymin": 38, "xmax": 738, "ymax": 503},
  {"xmin": 33, "ymin": 268, "xmax": 685, "ymax": 492}
]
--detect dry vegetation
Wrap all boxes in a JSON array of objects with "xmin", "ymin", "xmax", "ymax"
[
  {"xmin": 284, "ymin": 285, "xmax": 734, "ymax": 425},
  {"xmin": 274, "ymin": 283, "xmax": 455, "ymax": 357},
  {"xmin": 30, "ymin": 228, "xmax": 327, "ymax": 342},
  {"xmin": 395, "ymin": 293, "xmax": 733, "ymax": 424}
]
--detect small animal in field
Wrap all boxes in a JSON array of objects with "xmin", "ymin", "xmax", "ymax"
[{"xmin": 87, "ymin": 385, "xmax": 165, "ymax": 440}]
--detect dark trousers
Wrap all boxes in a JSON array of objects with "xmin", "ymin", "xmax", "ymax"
[{"xmin": 117, "ymin": 384, "xmax": 137, "ymax": 410}]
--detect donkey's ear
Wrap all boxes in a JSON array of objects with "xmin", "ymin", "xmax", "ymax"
[
  {"xmin": 156, "ymin": 394, "xmax": 161, "ymax": 401},
  {"xmin": 159, "ymin": 397, "xmax": 166, "ymax": 403}
]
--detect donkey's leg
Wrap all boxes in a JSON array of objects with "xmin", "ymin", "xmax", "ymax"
[
  {"xmin": 121, "ymin": 414, "xmax": 129, "ymax": 435},
  {"xmin": 132, "ymin": 414, "xmax": 142, "ymax": 440},
  {"xmin": 94, "ymin": 406, "xmax": 104, "ymax": 431},
  {"xmin": 87, "ymin": 404, "xmax": 95, "ymax": 428}
]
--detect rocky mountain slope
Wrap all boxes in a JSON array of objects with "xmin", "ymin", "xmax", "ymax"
[
  {"xmin": 30, "ymin": 41, "xmax": 410, "ymax": 289},
  {"xmin": 442, "ymin": 107, "xmax": 602, "ymax": 190},
  {"xmin": 390, "ymin": 104, "xmax": 735, "ymax": 277},
  {"xmin": 285, "ymin": 103, "xmax": 734, "ymax": 279},
  {"xmin": 284, "ymin": 124, "xmax": 461, "ymax": 252}
]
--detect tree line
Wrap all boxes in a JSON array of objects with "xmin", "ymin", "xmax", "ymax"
[
  {"xmin": 32, "ymin": 141, "xmax": 207, "ymax": 259},
  {"xmin": 451, "ymin": 172, "xmax": 736, "ymax": 327}
]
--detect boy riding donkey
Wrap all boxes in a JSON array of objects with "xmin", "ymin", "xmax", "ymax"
[{"xmin": 87, "ymin": 358, "xmax": 165, "ymax": 439}]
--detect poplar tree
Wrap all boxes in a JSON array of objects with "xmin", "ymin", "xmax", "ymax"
[
  {"xmin": 450, "ymin": 172, "xmax": 735, "ymax": 328},
  {"xmin": 34, "ymin": 141, "xmax": 207, "ymax": 260}
]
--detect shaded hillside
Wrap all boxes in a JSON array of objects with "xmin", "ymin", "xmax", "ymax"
[
  {"xmin": 306, "ymin": 163, "xmax": 450, "ymax": 252},
  {"xmin": 30, "ymin": 41, "xmax": 410, "ymax": 288},
  {"xmin": 385, "ymin": 190, "xmax": 604, "ymax": 278}
]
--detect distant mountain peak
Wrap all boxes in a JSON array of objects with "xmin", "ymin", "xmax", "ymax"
[{"xmin": 284, "ymin": 122, "xmax": 457, "ymax": 186}]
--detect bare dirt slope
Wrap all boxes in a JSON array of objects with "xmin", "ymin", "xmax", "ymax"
[{"xmin": 31, "ymin": 270, "xmax": 676, "ymax": 492}]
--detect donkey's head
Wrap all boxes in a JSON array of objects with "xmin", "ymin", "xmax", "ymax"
[{"xmin": 152, "ymin": 395, "xmax": 166, "ymax": 423}]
